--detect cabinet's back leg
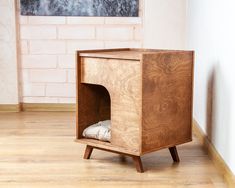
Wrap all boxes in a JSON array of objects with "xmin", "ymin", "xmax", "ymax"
[
  {"xmin": 132, "ymin": 156, "xmax": 144, "ymax": 173},
  {"xmin": 84, "ymin": 145, "xmax": 93, "ymax": 159},
  {"xmin": 169, "ymin": 146, "xmax": 180, "ymax": 162}
]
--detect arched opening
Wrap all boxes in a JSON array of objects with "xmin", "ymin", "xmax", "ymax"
[{"xmin": 77, "ymin": 83, "xmax": 111, "ymax": 140}]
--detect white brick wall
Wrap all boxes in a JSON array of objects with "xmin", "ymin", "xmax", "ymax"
[
  {"xmin": 30, "ymin": 41, "xmax": 66, "ymax": 54},
  {"xmin": 58, "ymin": 55, "xmax": 75, "ymax": 68},
  {"xmin": 20, "ymin": 26, "xmax": 57, "ymax": 39},
  {"xmin": 20, "ymin": 40, "xmax": 28, "ymax": 54},
  {"xmin": 67, "ymin": 40, "xmax": 104, "ymax": 53},
  {"xmin": 58, "ymin": 26, "xmax": 95, "ymax": 39},
  {"xmin": 67, "ymin": 70, "xmax": 76, "ymax": 83},
  {"xmin": 22, "ymin": 83, "xmax": 45, "ymax": 97},
  {"xmin": 21, "ymin": 55, "xmax": 57, "ymax": 68},
  {"xmin": 67, "ymin": 17, "xmax": 104, "ymax": 25},
  {"xmin": 46, "ymin": 83, "xmax": 76, "ymax": 97},
  {"xmin": 96, "ymin": 27, "xmax": 134, "ymax": 41},
  {"xmin": 18, "ymin": 1, "xmax": 143, "ymax": 103},
  {"xmin": 30, "ymin": 70, "xmax": 67, "ymax": 83},
  {"xmin": 28, "ymin": 16, "xmax": 66, "ymax": 25}
]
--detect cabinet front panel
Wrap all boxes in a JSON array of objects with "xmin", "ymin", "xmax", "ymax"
[{"xmin": 81, "ymin": 57, "xmax": 142, "ymax": 152}]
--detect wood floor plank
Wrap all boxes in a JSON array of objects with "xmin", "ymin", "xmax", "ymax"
[{"xmin": 0, "ymin": 112, "xmax": 228, "ymax": 187}]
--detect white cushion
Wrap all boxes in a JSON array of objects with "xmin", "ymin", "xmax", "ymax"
[{"xmin": 82, "ymin": 120, "xmax": 111, "ymax": 142}]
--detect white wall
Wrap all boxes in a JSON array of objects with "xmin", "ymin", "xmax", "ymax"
[
  {"xmin": 187, "ymin": 0, "xmax": 235, "ymax": 174},
  {"xmin": 0, "ymin": 0, "xmax": 19, "ymax": 104},
  {"xmin": 143, "ymin": 0, "xmax": 186, "ymax": 49}
]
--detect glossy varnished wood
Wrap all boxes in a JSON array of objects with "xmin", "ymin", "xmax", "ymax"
[{"xmin": 0, "ymin": 112, "xmax": 228, "ymax": 187}]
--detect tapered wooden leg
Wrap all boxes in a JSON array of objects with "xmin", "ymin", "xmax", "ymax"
[
  {"xmin": 169, "ymin": 146, "xmax": 180, "ymax": 162},
  {"xmin": 132, "ymin": 156, "xmax": 144, "ymax": 173},
  {"xmin": 83, "ymin": 145, "xmax": 93, "ymax": 159}
]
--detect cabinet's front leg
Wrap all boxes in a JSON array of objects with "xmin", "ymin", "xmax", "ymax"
[
  {"xmin": 132, "ymin": 156, "xmax": 144, "ymax": 173},
  {"xmin": 169, "ymin": 146, "xmax": 180, "ymax": 162},
  {"xmin": 83, "ymin": 145, "xmax": 93, "ymax": 159}
]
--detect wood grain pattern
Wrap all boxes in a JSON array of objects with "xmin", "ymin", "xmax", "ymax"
[
  {"xmin": 0, "ymin": 112, "xmax": 228, "ymax": 187},
  {"xmin": 79, "ymin": 57, "xmax": 142, "ymax": 152},
  {"xmin": 76, "ymin": 138, "xmax": 139, "ymax": 155},
  {"xmin": 78, "ymin": 48, "xmax": 190, "ymax": 60},
  {"xmin": 76, "ymin": 49, "xmax": 194, "ymax": 168},
  {"xmin": 142, "ymin": 51, "xmax": 194, "ymax": 153}
]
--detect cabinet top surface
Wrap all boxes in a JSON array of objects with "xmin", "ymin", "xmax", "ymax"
[{"xmin": 78, "ymin": 48, "xmax": 191, "ymax": 61}]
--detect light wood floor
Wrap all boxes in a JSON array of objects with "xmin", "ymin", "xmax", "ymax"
[{"xmin": 0, "ymin": 112, "xmax": 227, "ymax": 188}]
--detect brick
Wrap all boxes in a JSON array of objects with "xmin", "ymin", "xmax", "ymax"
[
  {"xmin": 28, "ymin": 16, "xmax": 66, "ymax": 25},
  {"xmin": 67, "ymin": 17, "xmax": 104, "ymax": 24},
  {"xmin": 20, "ymin": 26, "xmax": 56, "ymax": 39},
  {"xmin": 23, "ymin": 97, "xmax": 58, "ymax": 103},
  {"xmin": 58, "ymin": 97, "xmax": 76, "ymax": 104},
  {"xmin": 29, "ymin": 69, "xmax": 66, "ymax": 83},
  {"xmin": 105, "ymin": 17, "xmax": 141, "ymax": 25},
  {"xmin": 22, "ymin": 83, "xmax": 45, "ymax": 97},
  {"xmin": 67, "ymin": 70, "xmax": 75, "ymax": 83},
  {"xmin": 21, "ymin": 55, "xmax": 57, "ymax": 69},
  {"xmin": 58, "ymin": 26, "xmax": 95, "ymax": 39},
  {"xmin": 20, "ymin": 40, "xmax": 28, "ymax": 54},
  {"xmin": 67, "ymin": 40, "xmax": 104, "ymax": 54},
  {"xmin": 46, "ymin": 83, "xmax": 76, "ymax": 97},
  {"xmin": 29, "ymin": 41, "xmax": 66, "ymax": 54},
  {"xmin": 19, "ymin": 16, "xmax": 28, "ymax": 24},
  {"xmin": 96, "ymin": 26, "xmax": 134, "ymax": 41},
  {"xmin": 58, "ymin": 55, "xmax": 75, "ymax": 68},
  {"xmin": 104, "ymin": 41, "xmax": 142, "ymax": 48},
  {"xmin": 20, "ymin": 69, "xmax": 30, "ymax": 84},
  {"xmin": 134, "ymin": 26, "xmax": 143, "ymax": 40}
]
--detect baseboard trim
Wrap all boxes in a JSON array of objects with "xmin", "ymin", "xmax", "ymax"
[
  {"xmin": 0, "ymin": 104, "xmax": 21, "ymax": 112},
  {"xmin": 193, "ymin": 120, "xmax": 235, "ymax": 187},
  {"xmin": 21, "ymin": 103, "xmax": 76, "ymax": 112},
  {"xmin": 0, "ymin": 103, "xmax": 76, "ymax": 112}
]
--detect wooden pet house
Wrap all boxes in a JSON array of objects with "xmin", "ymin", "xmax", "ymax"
[{"xmin": 75, "ymin": 48, "xmax": 194, "ymax": 172}]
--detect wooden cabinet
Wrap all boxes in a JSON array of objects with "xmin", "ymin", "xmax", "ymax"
[{"xmin": 76, "ymin": 48, "xmax": 194, "ymax": 172}]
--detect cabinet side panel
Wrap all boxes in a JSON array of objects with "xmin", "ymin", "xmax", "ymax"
[
  {"xmin": 142, "ymin": 52, "xmax": 194, "ymax": 153},
  {"xmin": 81, "ymin": 58, "xmax": 142, "ymax": 152}
]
